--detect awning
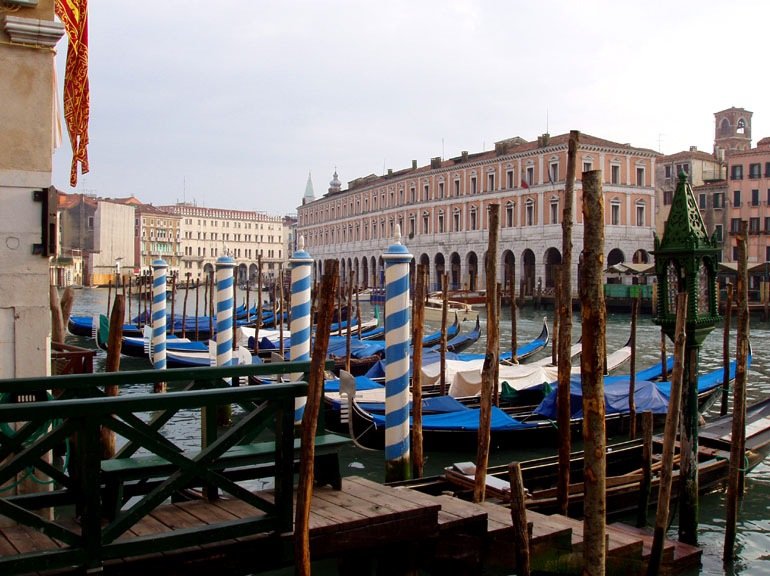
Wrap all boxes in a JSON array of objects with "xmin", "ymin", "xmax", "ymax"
[
  {"xmin": 606, "ymin": 262, "xmax": 654, "ymax": 275},
  {"xmin": 718, "ymin": 262, "xmax": 770, "ymax": 274}
]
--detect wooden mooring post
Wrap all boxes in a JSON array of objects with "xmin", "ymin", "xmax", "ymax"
[
  {"xmin": 510, "ymin": 263, "xmax": 518, "ymax": 363},
  {"xmin": 102, "ymin": 294, "xmax": 124, "ymax": 458},
  {"xmin": 509, "ymin": 461, "xmax": 531, "ymax": 576},
  {"xmin": 721, "ymin": 282, "xmax": 733, "ymax": 416},
  {"xmin": 648, "ymin": 292, "xmax": 687, "ymax": 576},
  {"xmin": 295, "ymin": 260, "xmax": 338, "ymax": 576},
  {"xmin": 440, "ymin": 272, "xmax": 449, "ymax": 396},
  {"xmin": 411, "ymin": 264, "xmax": 427, "ymax": 478},
  {"xmin": 580, "ymin": 170, "xmax": 606, "ymax": 576},
  {"xmin": 557, "ymin": 130, "xmax": 578, "ymax": 515},
  {"xmin": 724, "ymin": 225, "xmax": 750, "ymax": 563},
  {"xmin": 473, "ymin": 203, "xmax": 499, "ymax": 503},
  {"xmin": 628, "ymin": 294, "xmax": 639, "ymax": 439}
]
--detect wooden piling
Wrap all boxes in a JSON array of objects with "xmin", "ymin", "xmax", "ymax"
[
  {"xmin": 473, "ymin": 204, "xmax": 499, "ymax": 503},
  {"xmin": 628, "ymin": 295, "xmax": 639, "ymax": 439},
  {"xmin": 194, "ymin": 278, "xmax": 200, "ymax": 341},
  {"xmin": 637, "ymin": 410, "xmax": 653, "ymax": 528},
  {"xmin": 295, "ymin": 260, "xmax": 338, "ymax": 576},
  {"xmin": 50, "ymin": 285, "xmax": 65, "ymax": 344},
  {"xmin": 440, "ymin": 272, "xmax": 449, "ymax": 396},
  {"xmin": 168, "ymin": 274, "xmax": 176, "ymax": 336},
  {"xmin": 551, "ymin": 272, "xmax": 559, "ymax": 366},
  {"xmin": 724, "ymin": 226, "xmax": 749, "ymax": 562},
  {"xmin": 208, "ymin": 272, "xmax": 214, "ymax": 341},
  {"xmin": 345, "ymin": 272, "xmax": 354, "ymax": 373},
  {"xmin": 648, "ymin": 292, "xmax": 687, "ymax": 576},
  {"xmin": 509, "ymin": 461, "xmax": 531, "ymax": 576},
  {"xmin": 580, "ymin": 170, "xmax": 606, "ymax": 576},
  {"xmin": 107, "ymin": 278, "xmax": 112, "ymax": 318},
  {"xmin": 256, "ymin": 257, "xmax": 263, "ymax": 354},
  {"xmin": 61, "ymin": 285, "xmax": 75, "ymax": 329},
  {"xmin": 556, "ymin": 130, "xmax": 578, "ymax": 516},
  {"xmin": 510, "ymin": 263, "xmax": 518, "ymax": 363},
  {"xmin": 721, "ymin": 282, "xmax": 733, "ymax": 416},
  {"xmin": 411, "ymin": 264, "xmax": 427, "ymax": 479},
  {"xmin": 660, "ymin": 327, "xmax": 668, "ymax": 382},
  {"xmin": 127, "ymin": 279, "xmax": 133, "ymax": 326},
  {"xmin": 181, "ymin": 273, "xmax": 191, "ymax": 339},
  {"xmin": 279, "ymin": 269, "xmax": 285, "ymax": 359},
  {"xmin": 102, "ymin": 294, "xmax": 125, "ymax": 458}
]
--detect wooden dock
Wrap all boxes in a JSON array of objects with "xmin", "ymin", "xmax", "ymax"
[{"xmin": 0, "ymin": 476, "xmax": 700, "ymax": 576}]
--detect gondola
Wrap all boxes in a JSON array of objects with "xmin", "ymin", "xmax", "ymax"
[
  {"xmin": 392, "ymin": 396, "xmax": 770, "ymax": 519},
  {"xmin": 346, "ymin": 355, "xmax": 748, "ymax": 452}
]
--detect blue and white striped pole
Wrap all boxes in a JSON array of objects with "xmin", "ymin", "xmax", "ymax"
[
  {"xmin": 383, "ymin": 225, "xmax": 413, "ymax": 481},
  {"xmin": 290, "ymin": 236, "xmax": 313, "ymax": 422},
  {"xmin": 151, "ymin": 259, "xmax": 168, "ymax": 373},
  {"xmin": 215, "ymin": 255, "xmax": 236, "ymax": 373}
]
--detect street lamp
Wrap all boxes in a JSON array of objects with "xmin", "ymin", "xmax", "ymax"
[{"xmin": 652, "ymin": 171, "xmax": 721, "ymax": 545}]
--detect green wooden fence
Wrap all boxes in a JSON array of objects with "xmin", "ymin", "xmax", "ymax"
[{"xmin": 0, "ymin": 361, "xmax": 324, "ymax": 575}]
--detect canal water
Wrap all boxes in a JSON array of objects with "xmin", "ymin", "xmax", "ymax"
[{"xmin": 64, "ymin": 286, "xmax": 770, "ymax": 575}]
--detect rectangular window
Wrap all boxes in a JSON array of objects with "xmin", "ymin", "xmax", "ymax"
[
  {"xmin": 487, "ymin": 173, "xmax": 495, "ymax": 192},
  {"xmin": 733, "ymin": 246, "xmax": 740, "ymax": 261},
  {"xmin": 453, "ymin": 212, "xmax": 460, "ymax": 232},
  {"xmin": 470, "ymin": 210, "xmax": 477, "ymax": 230},
  {"xmin": 749, "ymin": 163, "xmax": 762, "ymax": 178},
  {"xmin": 526, "ymin": 166, "xmax": 534, "ymax": 186},
  {"xmin": 611, "ymin": 165, "xmax": 620, "ymax": 185},
  {"xmin": 454, "ymin": 180, "xmax": 460, "ymax": 197},
  {"xmin": 664, "ymin": 165, "xmax": 671, "ymax": 178},
  {"xmin": 714, "ymin": 224, "xmax": 723, "ymax": 242},
  {"xmin": 664, "ymin": 190, "xmax": 673, "ymax": 205},
  {"xmin": 438, "ymin": 214, "xmax": 445, "ymax": 233},
  {"xmin": 752, "ymin": 189, "xmax": 760, "ymax": 206},
  {"xmin": 583, "ymin": 161, "xmax": 592, "ymax": 174},
  {"xmin": 409, "ymin": 188, "xmax": 415, "ymax": 203},
  {"xmin": 675, "ymin": 163, "xmax": 690, "ymax": 176},
  {"xmin": 550, "ymin": 202, "xmax": 558, "ymax": 224},
  {"xmin": 714, "ymin": 193, "xmax": 723, "ymax": 209},
  {"xmin": 526, "ymin": 204, "xmax": 534, "ymax": 226},
  {"xmin": 730, "ymin": 218, "xmax": 742, "ymax": 233},
  {"xmin": 422, "ymin": 214, "xmax": 429, "ymax": 234},
  {"xmin": 750, "ymin": 217, "xmax": 760, "ymax": 234},
  {"xmin": 611, "ymin": 203, "xmax": 620, "ymax": 225},
  {"xmin": 765, "ymin": 217, "xmax": 770, "ymax": 233},
  {"xmin": 506, "ymin": 203, "xmax": 513, "ymax": 227},
  {"xmin": 423, "ymin": 185, "xmax": 429, "ymax": 201},
  {"xmin": 767, "ymin": 245, "xmax": 770, "ymax": 262},
  {"xmin": 549, "ymin": 163, "xmax": 558, "ymax": 183},
  {"xmin": 636, "ymin": 204, "xmax": 645, "ymax": 226},
  {"xmin": 699, "ymin": 194, "xmax": 707, "ymax": 209},
  {"xmin": 636, "ymin": 167, "xmax": 645, "ymax": 186},
  {"xmin": 471, "ymin": 177, "xmax": 477, "ymax": 194},
  {"xmin": 409, "ymin": 217, "xmax": 415, "ymax": 237},
  {"xmin": 733, "ymin": 190, "xmax": 741, "ymax": 207},
  {"xmin": 731, "ymin": 165, "xmax": 744, "ymax": 180},
  {"xmin": 766, "ymin": 162, "xmax": 770, "ymax": 178},
  {"xmin": 438, "ymin": 182, "xmax": 444, "ymax": 199},
  {"xmin": 506, "ymin": 170, "xmax": 514, "ymax": 189}
]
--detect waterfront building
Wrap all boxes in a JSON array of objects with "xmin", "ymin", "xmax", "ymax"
[
  {"xmin": 58, "ymin": 193, "xmax": 136, "ymax": 286},
  {"xmin": 655, "ymin": 147, "xmax": 725, "ymax": 237},
  {"xmin": 1, "ymin": 1, "xmax": 65, "ymax": 377},
  {"xmin": 297, "ymin": 133, "xmax": 659, "ymax": 295},
  {"xmin": 159, "ymin": 203, "xmax": 288, "ymax": 285},
  {"xmin": 128, "ymin": 200, "xmax": 183, "ymax": 276}
]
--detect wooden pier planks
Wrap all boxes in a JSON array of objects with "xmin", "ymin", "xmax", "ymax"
[{"xmin": 0, "ymin": 475, "xmax": 704, "ymax": 576}]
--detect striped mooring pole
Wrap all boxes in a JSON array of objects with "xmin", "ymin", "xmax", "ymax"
[
  {"xmin": 215, "ymin": 254, "xmax": 236, "ymax": 371},
  {"xmin": 151, "ymin": 259, "xmax": 168, "ymax": 371},
  {"xmin": 290, "ymin": 236, "xmax": 313, "ymax": 422},
  {"xmin": 383, "ymin": 224, "xmax": 413, "ymax": 482}
]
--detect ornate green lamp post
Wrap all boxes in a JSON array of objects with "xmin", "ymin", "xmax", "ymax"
[{"xmin": 652, "ymin": 171, "xmax": 721, "ymax": 545}]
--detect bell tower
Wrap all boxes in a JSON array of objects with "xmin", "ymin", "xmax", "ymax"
[{"xmin": 714, "ymin": 107, "xmax": 752, "ymax": 158}]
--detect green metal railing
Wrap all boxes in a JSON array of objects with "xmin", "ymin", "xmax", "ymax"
[{"xmin": 0, "ymin": 361, "xmax": 321, "ymax": 575}]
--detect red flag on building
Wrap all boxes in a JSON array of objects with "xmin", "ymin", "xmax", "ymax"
[
  {"xmin": 56, "ymin": 0, "xmax": 90, "ymax": 187},
  {"xmin": 521, "ymin": 171, "xmax": 529, "ymax": 189}
]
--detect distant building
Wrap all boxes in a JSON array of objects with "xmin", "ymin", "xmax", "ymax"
[
  {"xmin": 90, "ymin": 201, "xmax": 136, "ymax": 286},
  {"xmin": 297, "ymin": 133, "xmax": 659, "ymax": 295},
  {"xmin": 58, "ymin": 192, "xmax": 98, "ymax": 285},
  {"xmin": 655, "ymin": 147, "xmax": 725, "ymax": 236},
  {"xmin": 159, "ymin": 203, "xmax": 288, "ymax": 284}
]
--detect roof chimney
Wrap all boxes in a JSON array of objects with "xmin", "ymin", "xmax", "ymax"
[
  {"xmin": 689, "ymin": 146, "xmax": 698, "ymax": 152},
  {"xmin": 430, "ymin": 157, "xmax": 442, "ymax": 169},
  {"xmin": 412, "ymin": 160, "xmax": 418, "ymax": 170}
]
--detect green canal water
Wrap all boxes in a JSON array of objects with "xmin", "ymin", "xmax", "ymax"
[{"xmin": 65, "ymin": 286, "xmax": 770, "ymax": 575}]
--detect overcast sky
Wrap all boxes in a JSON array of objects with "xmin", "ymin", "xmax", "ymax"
[{"xmin": 52, "ymin": 0, "xmax": 770, "ymax": 216}]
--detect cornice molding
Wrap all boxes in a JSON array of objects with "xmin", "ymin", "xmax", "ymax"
[{"xmin": 2, "ymin": 15, "xmax": 64, "ymax": 47}]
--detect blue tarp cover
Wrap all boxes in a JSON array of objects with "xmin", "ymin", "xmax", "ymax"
[
  {"xmin": 534, "ymin": 377, "xmax": 669, "ymax": 419},
  {"xmin": 370, "ymin": 405, "xmax": 533, "ymax": 431}
]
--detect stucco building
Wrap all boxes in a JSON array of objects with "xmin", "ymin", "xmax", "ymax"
[
  {"xmin": 1, "ymin": 0, "xmax": 65, "ymax": 377},
  {"xmin": 159, "ymin": 203, "xmax": 288, "ymax": 285},
  {"xmin": 297, "ymin": 132, "xmax": 659, "ymax": 295}
]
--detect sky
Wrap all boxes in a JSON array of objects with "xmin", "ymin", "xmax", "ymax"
[{"xmin": 53, "ymin": 0, "xmax": 770, "ymax": 216}]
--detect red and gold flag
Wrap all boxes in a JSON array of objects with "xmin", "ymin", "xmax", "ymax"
[{"xmin": 55, "ymin": 0, "xmax": 90, "ymax": 187}]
